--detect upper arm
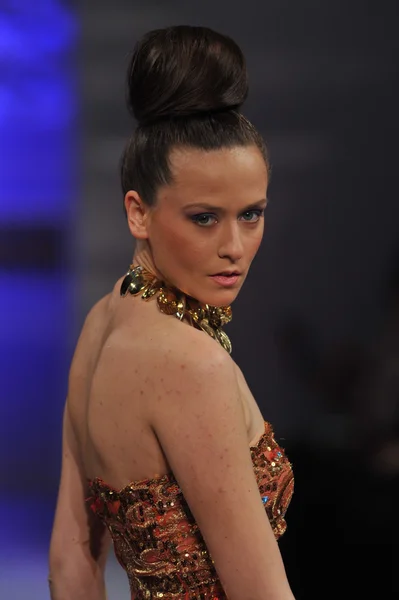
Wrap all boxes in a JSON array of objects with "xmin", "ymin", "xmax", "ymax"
[
  {"xmin": 148, "ymin": 334, "xmax": 294, "ymax": 600},
  {"xmin": 49, "ymin": 401, "xmax": 111, "ymax": 572}
]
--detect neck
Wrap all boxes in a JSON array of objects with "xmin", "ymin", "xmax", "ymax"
[
  {"xmin": 120, "ymin": 262, "xmax": 233, "ymax": 353},
  {"xmin": 132, "ymin": 240, "xmax": 164, "ymax": 282},
  {"xmin": 132, "ymin": 241, "xmax": 206, "ymax": 309}
]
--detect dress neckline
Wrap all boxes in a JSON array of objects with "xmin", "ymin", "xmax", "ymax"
[{"xmin": 87, "ymin": 420, "xmax": 271, "ymax": 495}]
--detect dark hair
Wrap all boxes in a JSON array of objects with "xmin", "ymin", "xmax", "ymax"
[{"xmin": 120, "ymin": 25, "xmax": 268, "ymax": 206}]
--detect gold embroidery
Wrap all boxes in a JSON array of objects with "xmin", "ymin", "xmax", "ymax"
[{"xmin": 87, "ymin": 421, "xmax": 294, "ymax": 599}]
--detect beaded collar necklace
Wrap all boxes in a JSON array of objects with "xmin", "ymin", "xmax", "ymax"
[{"xmin": 120, "ymin": 264, "xmax": 233, "ymax": 353}]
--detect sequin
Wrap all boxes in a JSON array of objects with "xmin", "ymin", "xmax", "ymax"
[{"xmin": 87, "ymin": 421, "xmax": 294, "ymax": 599}]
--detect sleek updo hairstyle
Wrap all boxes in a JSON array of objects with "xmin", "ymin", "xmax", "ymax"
[{"xmin": 120, "ymin": 25, "xmax": 268, "ymax": 206}]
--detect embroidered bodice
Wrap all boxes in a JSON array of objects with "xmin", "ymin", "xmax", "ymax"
[{"xmin": 87, "ymin": 421, "xmax": 294, "ymax": 599}]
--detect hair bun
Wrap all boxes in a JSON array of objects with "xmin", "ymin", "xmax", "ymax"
[{"xmin": 127, "ymin": 25, "xmax": 248, "ymax": 125}]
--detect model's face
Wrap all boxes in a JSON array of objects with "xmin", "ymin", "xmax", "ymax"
[{"xmin": 146, "ymin": 145, "xmax": 268, "ymax": 306}]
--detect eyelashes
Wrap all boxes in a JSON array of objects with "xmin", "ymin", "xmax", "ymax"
[
  {"xmin": 190, "ymin": 209, "xmax": 264, "ymax": 227},
  {"xmin": 191, "ymin": 214, "xmax": 218, "ymax": 226},
  {"xmin": 240, "ymin": 209, "xmax": 264, "ymax": 223}
]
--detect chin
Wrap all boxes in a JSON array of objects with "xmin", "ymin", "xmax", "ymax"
[{"xmin": 197, "ymin": 288, "xmax": 240, "ymax": 307}]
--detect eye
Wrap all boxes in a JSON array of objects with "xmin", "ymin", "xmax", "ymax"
[
  {"xmin": 239, "ymin": 209, "xmax": 264, "ymax": 223},
  {"xmin": 191, "ymin": 213, "xmax": 218, "ymax": 227}
]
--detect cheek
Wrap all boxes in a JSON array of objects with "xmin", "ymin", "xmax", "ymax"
[
  {"xmin": 151, "ymin": 219, "xmax": 212, "ymax": 266},
  {"xmin": 246, "ymin": 224, "xmax": 264, "ymax": 257}
]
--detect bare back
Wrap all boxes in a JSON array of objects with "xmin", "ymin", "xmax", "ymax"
[{"xmin": 67, "ymin": 276, "xmax": 265, "ymax": 489}]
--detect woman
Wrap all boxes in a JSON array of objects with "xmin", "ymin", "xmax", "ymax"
[{"xmin": 49, "ymin": 25, "xmax": 295, "ymax": 600}]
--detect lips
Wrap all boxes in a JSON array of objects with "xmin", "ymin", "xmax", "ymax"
[{"xmin": 209, "ymin": 273, "xmax": 241, "ymax": 287}]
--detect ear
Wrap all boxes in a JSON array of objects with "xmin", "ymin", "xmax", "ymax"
[{"xmin": 124, "ymin": 191, "xmax": 150, "ymax": 239}]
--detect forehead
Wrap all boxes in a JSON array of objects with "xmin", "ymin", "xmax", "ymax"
[{"xmin": 158, "ymin": 145, "xmax": 268, "ymax": 205}]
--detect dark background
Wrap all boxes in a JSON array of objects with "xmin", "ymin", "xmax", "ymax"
[{"xmin": 1, "ymin": 1, "xmax": 398, "ymax": 598}]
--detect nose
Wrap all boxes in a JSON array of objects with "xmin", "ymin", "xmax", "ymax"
[{"xmin": 217, "ymin": 221, "xmax": 244, "ymax": 262}]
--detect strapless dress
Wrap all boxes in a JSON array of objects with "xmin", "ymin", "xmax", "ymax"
[{"xmin": 87, "ymin": 420, "xmax": 294, "ymax": 599}]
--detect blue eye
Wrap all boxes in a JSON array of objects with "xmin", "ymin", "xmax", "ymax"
[
  {"xmin": 191, "ymin": 213, "xmax": 217, "ymax": 227},
  {"xmin": 190, "ymin": 209, "xmax": 264, "ymax": 227},
  {"xmin": 239, "ymin": 209, "xmax": 264, "ymax": 222}
]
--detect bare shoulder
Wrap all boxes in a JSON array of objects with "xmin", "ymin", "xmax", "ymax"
[
  {"xmin": 136, "ymin": 322, "xmax": 238, "ymax": 409},
  {"xmin": 154, "ymin": 322, "xmax": 233, "ymax": 377},
  {"xmin": 68, "ymin": 293, "xmax": 112, "ymax": 393},
  {"xmin": 108, "ymin": 315, "xmax": 240, "ymax": 433},
  {"xmin": 131, "ymin": 321, "xmax": 243, "ymax": 447},
  {"xmin": 80, "ymin": 293, "xmax": 112, "ymax": 333}
]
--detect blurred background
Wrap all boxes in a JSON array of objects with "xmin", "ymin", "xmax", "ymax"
[{"xmin": 1, "ymin": 1, "xmax": 398, "ymax": 598}]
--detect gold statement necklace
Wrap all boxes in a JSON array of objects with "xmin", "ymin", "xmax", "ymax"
[{"xmin": 120, "ymin": 264, "xmax": 233, "ymax": 353}]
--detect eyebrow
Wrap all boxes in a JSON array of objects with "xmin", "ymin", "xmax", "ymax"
[{"xmin": 183, "ymin": 199, "xmax": 268, "ymax": 212}]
